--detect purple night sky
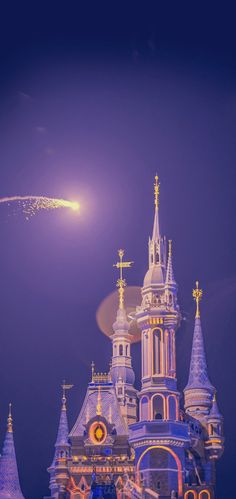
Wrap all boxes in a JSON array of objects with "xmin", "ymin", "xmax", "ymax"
[{"xmin": 0, "ymin": 3, "xmax": 235, "ymax": 498}]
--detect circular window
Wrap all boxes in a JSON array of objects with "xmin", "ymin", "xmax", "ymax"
[{"xmin": 90, "ymin": 421, "xmax": 107, "ymax": 445}]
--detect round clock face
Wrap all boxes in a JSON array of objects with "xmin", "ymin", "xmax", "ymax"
[{"xmin": 90, "ymin": 421, "xmax": 107, "ymax": 444}]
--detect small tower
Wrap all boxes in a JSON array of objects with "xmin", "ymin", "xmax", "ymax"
[
  {"xmin": 184, "ymin": 282, "xmax": 215, "ymax": 419},
  {"xmin": 0, "ymin": 404, "xmax": 25, "ymax": 499},
  {"xmin": 205, "ymin": 393, "xmax": 224, "ymax": 460},
  {"xmin": 111, "ymin": 249, "xmax": 137, "ymax": 427},
  {"xmin": 48, "ymin": 382, "xmax": 72, "ymax": 498}
]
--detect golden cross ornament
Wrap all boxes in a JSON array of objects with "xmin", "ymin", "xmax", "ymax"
[
  {"xmin": 113, "ymin": 249, "xmax": 133, "ymax": 309},
  {"xmin": 154, "ymin": 174, "xmax": 160, "ymax": 209},
  {"xmin": 192, "ymin": 280, "xmax": 203, "ymax": 318}
]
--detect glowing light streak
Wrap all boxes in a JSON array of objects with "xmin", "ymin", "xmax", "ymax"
[{"xmin": 0, "ymin": 195, "xmax": 80, "ymax": 219}]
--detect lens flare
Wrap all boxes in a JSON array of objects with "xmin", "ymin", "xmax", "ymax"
[
  {"xmin": 96, "ymin": 286, "xmax": 142, "ymax": 343},
  {"xmin": 0, "ymin": 195, "xmax": 80, "ymax": 219}
]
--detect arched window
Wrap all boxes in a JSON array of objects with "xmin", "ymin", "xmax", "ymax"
[
  {"xmin": 153, "ymin": 394, "xmax": 164, "ymax": 420},
  {"xmin": 143, "ymin": 332, "xmax": 148, "ymax": 377},
  {"xmin": 153, "ymin": 329, "xmax": 162, "ymax": 375},
  {"xmin": 199, "ymin": 491, "xmax": 211, "ymax": 499},
  {"xmin": 168, "ymin": 395, "xmax": 177, "ymax": 420},
  {"xmin": 184, "ymin": 492, "xmax": 196, "ymax": 499},
  {"xmin": 119, "ymin": 344, "xmax": 123, "ymax": 356},
  {"xmin": 140, "ymin": 396, "xmax": 149, "ymax": 420},
  {"xmin": 126, "ymin": 345, "xmax": 128, "ymax": 356}
]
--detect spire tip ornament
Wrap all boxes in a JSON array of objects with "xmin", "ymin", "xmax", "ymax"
[
  {"xmin": 61, "ymin": 380, "xmax": 73, "ymax": 410},
  {"xmin": 154, "ymin": 174, "xmax": 160, "ymax": 209},
  {"xmin": 7, "ymin": 403, "xmax": 13, "ymax": 433},
  {"xmin": 192, "ymin": 280, "xmax": 203, "ymax": 318},
  {"xmin": 113, "ymin": 249, "xmax": 133, "ymax": 309}
]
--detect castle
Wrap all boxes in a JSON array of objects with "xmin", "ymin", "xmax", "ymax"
[{"xmin": 0, "ymin": 177, "xmax": 224, "ymax": 498}]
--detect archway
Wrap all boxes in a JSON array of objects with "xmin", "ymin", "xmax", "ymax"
[
  {"xmin": 184, "ymin": 491, "xmax": 197, "ymax": 499},
  {"xmin": 136, "ymin": 445, "xmax": 183, "ymax": 497},
  {"xmin": 199, "ymin": 491, "xmax": 211, "ymax": 499}
]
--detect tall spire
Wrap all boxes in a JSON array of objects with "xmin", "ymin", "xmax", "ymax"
[
  {"xmin": 165, "ymin": 240, "xmax": 176, "ymax": 285},
  {"xmin": 152, "ymin": 174, "xmax": 161, "ymax": 241},
  {"xmin": 0, "ymin": 405, "xmax": 25, "ymax": 499},
  {"xmin": 144, "ymin": 175, "xmax": 166, "ymax": 287},
  {"xmin": 185, "ymin": 282, "xmax": 213, "ymax": 391},
  {"xmin": 111, "ymin": 250, "xmax": 137, "ymax": 425},
  {"xmin": 55, "ymin": 382, "xmax": 73, "ymax": 447}
]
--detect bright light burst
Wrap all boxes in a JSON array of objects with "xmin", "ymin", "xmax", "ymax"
[{"xmin": 0, "ymin": 196, "xmax": 80, "ymax": 219}]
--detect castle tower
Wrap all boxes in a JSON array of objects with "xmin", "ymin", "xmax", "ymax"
[
  {"xmin": 136, "ymin": 176, "xmax": 180, "ymax": 417},
  {"xmin": 129, "ymin": 177, "xmax": 189, "ymax": 498},
  {"xmin": 47, "ymin": 383, "xmax": 72, "ymax": 499},
  {"xmin": 0, "ymin": 404, "xmax": 25, "ymax": 499},
  {"xmin": 110, "ymin": 249, "xmax": 137, "ymax": 427},
  {"xmin": 184, "ymin": 282, "xmax": 215, "ymax": 419}
]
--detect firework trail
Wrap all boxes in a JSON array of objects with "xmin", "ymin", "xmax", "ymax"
[{"xmin": 0, "ymin": 196, "xmax": 80, "ymax": 219}]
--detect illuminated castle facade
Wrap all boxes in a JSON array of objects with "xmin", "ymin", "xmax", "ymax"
[{"xmin": 0, "ymin": 178, "xmax": 224, "ymax": 499}]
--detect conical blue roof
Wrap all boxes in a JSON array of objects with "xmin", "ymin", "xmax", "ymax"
[
  {"xmin": 0, "ymin": 409, "xmax": 25, "ymax": 499},
  {"xmin": 55, "ymin": 404, "xmax": 69, "ymax": 447},
  {"xmin": 208, "ymin": 395, "xmax": 222, "ymax": 419},
  {"xmin": 185, "ymin": 317, "xmax": 214, "ymax": 391}
]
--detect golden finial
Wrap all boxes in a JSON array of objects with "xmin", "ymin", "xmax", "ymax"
[
  {"xmin": 113, "ymin": 249, "xmax": 133, "ymax": 309},
  {"xmin": 61, "ymin": 380, "xmax": 73, "ymax": 410},
  {"xmin": 91, "ymin": 361, "xmax": 95, "ymax": 382},
  {"xmin": 154, "ymin": 174, "xmax": 160, "ymax": 209},
  {"xmin": 96, "ymin": 385, "xmax": 102, "ymax": 416},
  {"xmin": 7, "ymin": 403, "xmax": 13, "ymax": 433},
  {"xmin": 192, "ymin": 281, "xmax": 203, "ymax": 318}
]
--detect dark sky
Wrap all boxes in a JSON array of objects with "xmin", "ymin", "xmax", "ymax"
[{"xmin": 0, "ymin": 3, "xmax": 235, "ymax": 498}]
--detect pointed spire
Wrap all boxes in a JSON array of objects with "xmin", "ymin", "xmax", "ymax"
[
  {"xmin": 185, "ymin": 283, "xmax": 213, "ymax": 391},
  {"xmin": 165, "ymin": 240, "xmax": 176, "ymax": 285},
  {"xmin": 0, "ymin": 405, "xmax": 25, "ymax": 499},
  {"xmin": 152, "ymin": 175, "xmax": 160, "ymax": 241},
  {"xmin": 55, "ymin": 382, "xmax": 72, "ymax": 448},
  {"xmin": 208, "ymin": 393, "xmax": 222, "ymax": 419}
]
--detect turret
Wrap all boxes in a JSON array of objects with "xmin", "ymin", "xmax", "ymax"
[
  {"xmin": 0, "ymin": 404, "xmax": 25, "ymax": 499},
  {"xmin": 205, "ymin": 393, "xmax": 224, "ymax": 460},
  {"xmin": 184, "ymin": 282, "xmax": 214, "ymax": 419},
  {"xmin": 48, "ymin": 383, "xmax": 72, "ymax": 498},
  {"xmin": 110, "ymin": 249, "xmax": 137, "ymax": 426}
]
